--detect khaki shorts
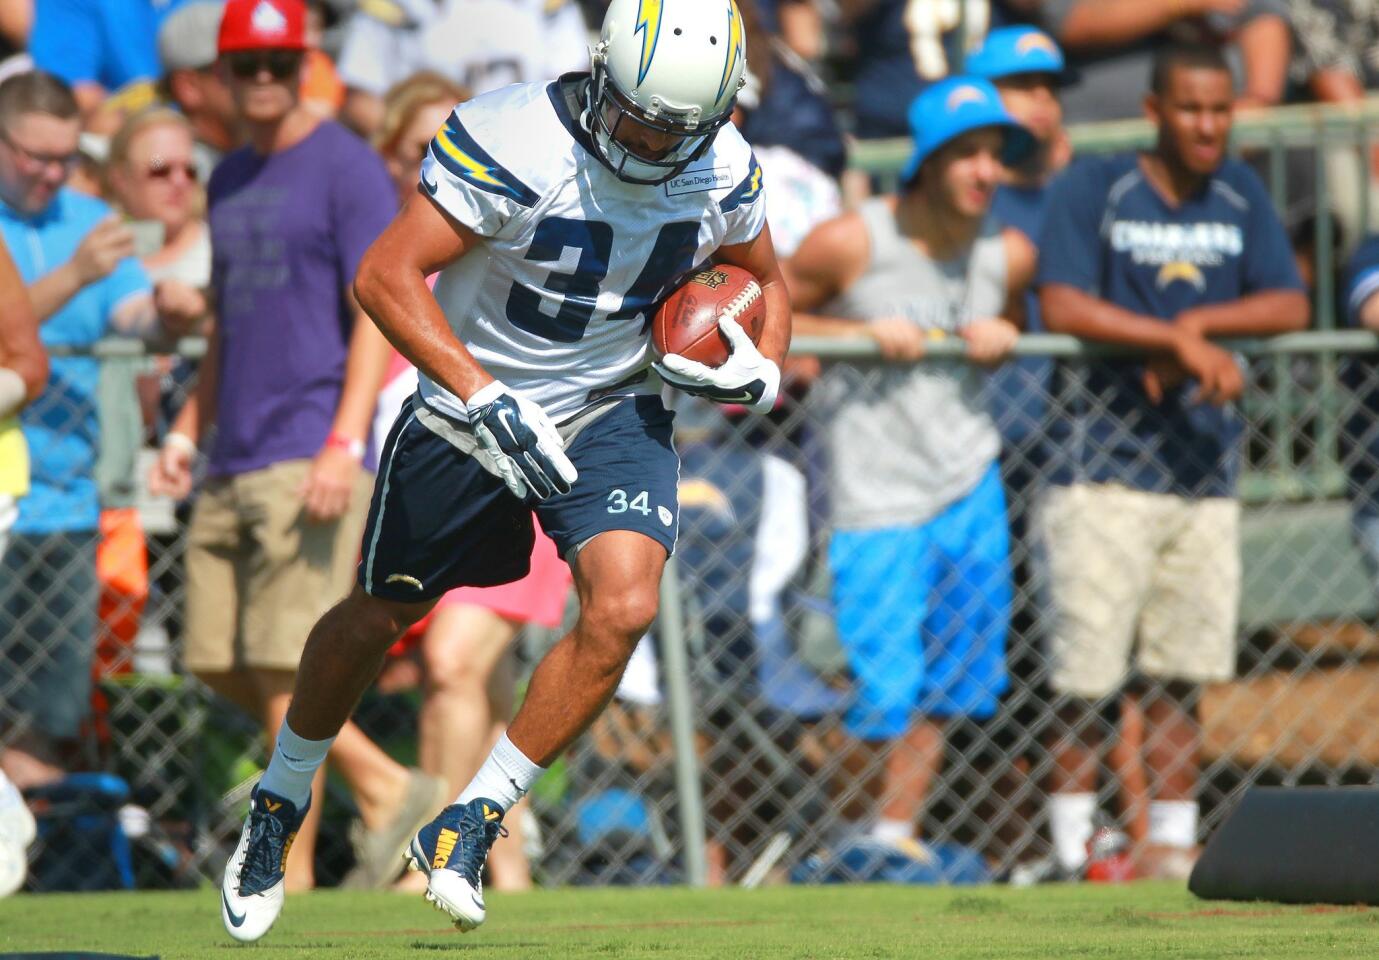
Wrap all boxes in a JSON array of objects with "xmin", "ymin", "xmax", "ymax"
[
  {"xmin": 182, "ymin": 459, "xmax": 373, "ymax": 673},
  {"xmin": 1035, "ymin": 483, "xmax": 1240, "ymax": 698}
]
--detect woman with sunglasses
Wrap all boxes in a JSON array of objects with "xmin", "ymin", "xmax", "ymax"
[{"xmin": 106, "ymin": 108, "xmax": 210, "ymax": 330}]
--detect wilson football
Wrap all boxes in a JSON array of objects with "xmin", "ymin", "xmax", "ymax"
[{"xmin": 651, "ymin": 265, "xmax": 765, "ymax": 368}]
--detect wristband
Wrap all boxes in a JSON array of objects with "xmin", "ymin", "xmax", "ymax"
[
  {"xmin": 325, "ymin": 432, "xmax": 365, "ymax": 460},
  {"xmin": 163, "ymin": 431, "xmax": 197, "ymax": 457}
]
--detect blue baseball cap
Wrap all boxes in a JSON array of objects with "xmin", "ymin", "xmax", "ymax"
[
  {"xmin": 902, "ymin": 76, "xmax": 1035, "ymax": 183},
  {"xmin": 966, "ymin": 26, "xmax": 1066, "ymax": 82}
]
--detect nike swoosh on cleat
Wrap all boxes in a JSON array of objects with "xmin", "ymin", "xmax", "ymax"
[
  {"xmin": 222, "ymin": 890, "xmax": 247, "ymax": 928},
  {"xmin": 421, "ymin": 171, "xmax": 439, "ymax": 196},
  {"xmin": 472, "ymin": 894, "xmax": 484, "ymax": 910}
]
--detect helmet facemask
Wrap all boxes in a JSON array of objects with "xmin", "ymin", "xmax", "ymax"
[{"xmin": 586, "ymin": 46, "xmax": 736, "ymax": 186}]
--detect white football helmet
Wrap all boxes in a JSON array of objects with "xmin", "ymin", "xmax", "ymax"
[{"xmin": 587, "ymin": 0, "xmax": 749, "ymax": 185}]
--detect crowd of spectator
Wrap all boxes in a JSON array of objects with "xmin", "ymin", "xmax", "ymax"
[{"xmin": 0, "ymin": 0, "xmax": 1376, "ymax": 896}]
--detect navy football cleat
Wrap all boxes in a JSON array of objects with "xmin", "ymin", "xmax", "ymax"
[
  {"xmin": 405, "ymin": 797, "xmax": 507, "ymax": 931},
  {"xmin": 220, "ymin": 786, "xmax": 308, "ymax": 943}
]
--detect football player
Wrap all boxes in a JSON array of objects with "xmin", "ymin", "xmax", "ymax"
[{"xmin": 219, "ymin": 0, "xmax": 789, "ymax": 942}]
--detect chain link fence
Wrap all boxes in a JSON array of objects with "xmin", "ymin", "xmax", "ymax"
[{"xmin": 7, "ymin": 332, "xmax": 1379, "ymax": 891}]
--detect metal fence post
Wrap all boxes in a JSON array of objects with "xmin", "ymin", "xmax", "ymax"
[{"xmin": 656, "ymin": 554, "xmax": 708, "ymax": 887}]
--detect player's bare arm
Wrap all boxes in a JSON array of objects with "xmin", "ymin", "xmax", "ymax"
[
  {"xmin": 355, "ymin": 189, "xmax": 576, "ymax": 502},
  {"xmin": 354, "ymin": 188, "xmax": 494, "ymax": 404},
  {"xmin": 715, "ymin": 223, "xmax": 792, "ymax": 367}
]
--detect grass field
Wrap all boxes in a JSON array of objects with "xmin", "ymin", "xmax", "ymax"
[{"xmin": 2, "ymin": 881, "xmax": 1376, "ymax": 959}]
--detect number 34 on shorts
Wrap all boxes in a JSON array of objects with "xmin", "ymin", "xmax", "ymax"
[{"xmin": 607, "ymin": 488, "xmax": 675, "ymax": 528}]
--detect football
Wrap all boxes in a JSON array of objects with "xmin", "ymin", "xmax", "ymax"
[{"xmin": 651, "ymin": 265, "xmax": 766, "ymax": 368}]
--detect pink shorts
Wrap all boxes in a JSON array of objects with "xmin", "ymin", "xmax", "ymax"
[
  {"xmin": 390, "ymin": 531, "xmax": 572, "ymax": 654},
  {"xmin": 433, "ymin": 527, "xmax": 571, "ymax": 627}
]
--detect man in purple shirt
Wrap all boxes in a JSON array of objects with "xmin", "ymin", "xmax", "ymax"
[{"xmin": 149, "ymin": 0, "xmax": 446, "ymax": 892}]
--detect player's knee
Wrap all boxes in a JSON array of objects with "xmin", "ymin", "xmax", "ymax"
[
  {"xmin": 321, "ymin": 586, "xmax": 433, "ymax": 649},
  {"xmin": 583, "ymin": 587, "xmax": 659, "ymax": 644}
]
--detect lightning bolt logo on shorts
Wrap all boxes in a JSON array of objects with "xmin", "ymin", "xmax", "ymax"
[{"xmin": 634, "ymin": 0, "xmax": 664, "ymax": 86}]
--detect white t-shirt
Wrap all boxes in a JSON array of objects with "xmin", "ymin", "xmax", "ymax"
[{"xmin": 338, "ymin": 0, "xmax": 589, "ymax": 97}]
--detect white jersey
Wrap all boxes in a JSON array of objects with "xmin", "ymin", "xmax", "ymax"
[{"xmin": 417, "ymin": 76, "xmax": 768, "ymax": 423}]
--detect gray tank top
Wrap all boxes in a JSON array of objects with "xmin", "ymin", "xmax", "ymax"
[{"xmin": 819, "ymin": 197, "xmax": 1005, "ymax": 530}]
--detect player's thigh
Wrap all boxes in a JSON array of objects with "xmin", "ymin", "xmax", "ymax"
[
  {"xmin": 535, "ymin": 396, "xmax": 680, "ymax": 568},
  {"xmin": 182, "ymin": 477, "xmax": 244, "ymax": 675},
  {"xmin": 828, "ymin": 525, "xmax": 930, "ymax": 740},
  {"xmin": 1035, "ymin": 483, "xmax": 1157, "ymax": 699},
  {"xmin": 1139, "ymin": 496, "xmax": 1241, "ymax": 684},
  {"xmin": 360, "ymin": 398, "xmax": 535, "ymax": 604}
]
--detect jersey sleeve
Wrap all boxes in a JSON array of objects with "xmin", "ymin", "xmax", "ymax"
[
  {"xmin": 419, "ymin": 104, "xmax": 542, "ymax": 238},
  {"xmin": 719, "ymin": 150, "xmax": 768, "ymax": 247},
  {"xmin": 1035, "ymin": 157, "xmax": 1108, "ymax": 293},
  {"xmin": 1345, "ymin": 237, "xmax": 1379, "ymax": 326},
  {"xmin": 1236, "ymin": 167, "xmax": 1304, "ymax": 294}
]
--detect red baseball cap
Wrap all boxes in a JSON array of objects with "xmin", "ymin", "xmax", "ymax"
[{"xmin": 217, "ymin": 0, "xmax": 306, "ymax": 54}]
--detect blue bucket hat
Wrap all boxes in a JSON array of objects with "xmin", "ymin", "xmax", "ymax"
[
  {"xmin": 901, "ymin": 76, "xmax": 1035, "ymax": 184},
  {"xmin": 965, "ymin": 26, "xmax": 1066, "ymax": 82}
]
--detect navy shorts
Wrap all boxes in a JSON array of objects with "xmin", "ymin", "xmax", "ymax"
[{"xmin": 358, "ymin": 394, "xmax": 679, "ymax": 602}]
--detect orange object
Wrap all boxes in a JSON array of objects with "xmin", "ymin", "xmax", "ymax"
[
  {"xmin": 301, "ymin": 49, "xmax": 345, "ymax": 112},
  {"xmin": 94, "ymin": 507, "xmax": 149, "ymax": 677}
]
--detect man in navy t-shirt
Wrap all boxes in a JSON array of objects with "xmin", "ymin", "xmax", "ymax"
[{"xmin": 1034, "ymin": 42, "xmax": 1307, "ymax": 878}]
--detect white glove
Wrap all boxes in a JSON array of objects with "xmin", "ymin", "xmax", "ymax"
[
  {"xmin": 653, "ymin": 316, "xmax": 780, "ymax": 414},
  {"xmin": 467, "ymin": 381, "xmax": 578, "ymax": 502}
]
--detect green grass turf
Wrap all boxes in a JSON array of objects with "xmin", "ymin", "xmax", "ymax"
[{"xmin": 2, "ymin": 881, "xmax": 1376, "ymax": 959}]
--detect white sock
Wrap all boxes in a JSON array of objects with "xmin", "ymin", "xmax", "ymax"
[
  {"xmin": 870, "ymin": 818, "xmax": 915, "ymax": 844},
  {"xmin": 456, "ymin": 733, "xmax": 545, "ymax": 813},
  {"xmin": 258, "ymin": 720, "xmax": 334, "ymax": 809},
  {"xmin": 1049, "ymin": 792, "xmax": 1097, "ymax": 871},
  {"xmin": 1148, "ymin": 800, "xmax": 1198, "ymax": 848}
]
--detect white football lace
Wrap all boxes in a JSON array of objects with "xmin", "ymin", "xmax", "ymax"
[{"xmin": 720, "ymin": 280, "xmax": 762, "ymax": 324}]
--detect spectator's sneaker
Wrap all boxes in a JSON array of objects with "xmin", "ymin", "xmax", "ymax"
[
  {"xmin": 220, "ymin": 786, "xmax": 308, "ymax": 943},
  {"xmin": 405, "ymin": 798, "xmax": 508, "ymax": 932}
]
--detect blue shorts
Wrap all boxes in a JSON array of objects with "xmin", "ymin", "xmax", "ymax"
[
  {"xmin": 358, "ymin": 394, "xmax": 679, "ymax": 603},
  {"xmin": 830, "ymin": 463, "xmax": 1012, "ymax": 739}
]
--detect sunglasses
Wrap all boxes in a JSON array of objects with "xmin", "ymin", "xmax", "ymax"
[
  {"xmin": 0, "ymin": 131, "xmax": 78, "ymax": 171},
  {"xmin": 225, "ymin": 50, "xmax": 302, "ymax": 80},
  {"xmin": 145, "ymin": 161, "xmax": 199, "ymax": 182}
]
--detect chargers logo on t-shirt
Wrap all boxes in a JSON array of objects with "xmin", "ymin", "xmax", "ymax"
[
  {"xmin": 1109, "ymin": 220, "xmax": 1244, "ymax": 268},
  {"xmin": 1156, "ymin": 261, "xmax": 1207, "ymax": 292}
]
